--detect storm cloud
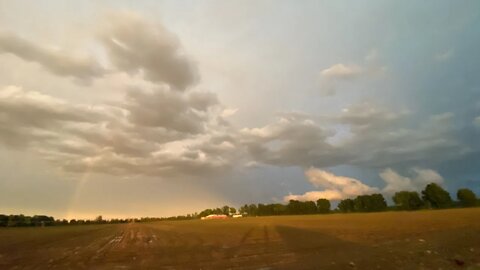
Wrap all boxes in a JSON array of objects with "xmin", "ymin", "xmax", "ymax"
[
  {"xmin": 0, "ymin": 84, "xmax": 234, "ymax": 178},
  {"xmin": 98, "ymin": 12, "xmax": 198, "ymax": 91}
]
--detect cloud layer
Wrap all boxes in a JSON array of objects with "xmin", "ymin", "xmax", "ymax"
[
  {"xmin": 285, "ymin": 167, "xmax": 445, "ymax": 202},
  {"xmin": 0, "ymin": 9, "xmax": 478, "ymax": 191},
  {"xmin": 1, "ymin": 79, "xmax": 471, "ymax": 180},
  {"xmin": 241, "ymin": 102, "xmax": 471, "ymax": 171},
  {"xmin": 0, "ymin": 84, "xmax": 235, "ymax": 178}
]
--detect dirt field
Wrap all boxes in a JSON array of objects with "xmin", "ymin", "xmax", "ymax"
[{"xmin": 0, "ymin": 208, "xmax": 479, "ymax": 269}]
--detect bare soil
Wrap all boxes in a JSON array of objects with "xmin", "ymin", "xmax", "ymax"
[{"xmin": 0, "ymin": 208, "xmax": 479, "ymax": 269}]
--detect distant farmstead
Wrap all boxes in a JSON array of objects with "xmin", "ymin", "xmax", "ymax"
[{"xmin": 201, "ymin": 214, "xmax": 228, "ymax": 220}]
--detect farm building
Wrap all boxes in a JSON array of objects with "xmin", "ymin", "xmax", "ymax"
[{"xmin": 201, "ymin": 214, "xmax": 228, "ymax": 220}]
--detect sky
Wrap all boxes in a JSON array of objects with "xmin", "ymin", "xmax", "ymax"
[{"xmin": 0, "ymin": 0, "xmax": 479, "ymax": 219}]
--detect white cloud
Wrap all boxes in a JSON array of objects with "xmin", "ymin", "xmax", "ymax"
[
  {"xmin": 285, "ymin": 167, "xmax": 445, "ymax": 202},
  {"xmin": 284, "ymin": 168, "xmax": 379, "ymax": 201},
  {"xmin": 221, "ymin": 108, "xmax": 238, "ymax": 118},
  {"xmin": 317, "ymin": 50, "xmax": 387, "ymax": 95},
  {"xmin": 320, "ymin": 63, "xmax": 363, "ymax": 80},
  {"xmin": 380, "ymin": 168, "xmax": 443, "ymax": 195},
  {"xmin": 285, "ymin": 190, "xmax": 343, "ymax": 201}
]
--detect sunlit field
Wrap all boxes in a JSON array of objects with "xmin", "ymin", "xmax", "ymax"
[{"xmin": 1, "ymin": 208, "xmax": 479, "ymax": 269}]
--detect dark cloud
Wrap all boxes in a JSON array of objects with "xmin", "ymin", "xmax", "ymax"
[
  {"xmin": 124, "ymin": 87, "xmax": 219, "ymax": 134},
  {"xmin": 242, "ymin": 103, "xmax": 473, "ymax": 170},
  {"xmin": 341, "ymin": 109, "xmax": 471, "ymax": 168},
  {"xmin": 2, "ymin": 84, "xmax": 470, "ymax": 181},
  {"xmin": 0, "ymin": 86, "xmax": 103, "ymax": 147},
  {"xmin": 98, "ymin": 12, "xmax": 198, "ymax": 91},
  {"xmin": 0, "ymin": 31, "xmax": 104, "ymax": 83},
  {"xmin": 241, "ymin": 112, "xmax": 349, "ymax": 168},
  {"xmin": 0, "ymin": 11, "xmax": 198, "ymax": 90},
  {"xmin": 0, "ymin": 85, "xmax": 235, "ymax": 178}
]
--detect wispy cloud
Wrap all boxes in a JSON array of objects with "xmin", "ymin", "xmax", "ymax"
[
  {"xmin": 317, "ymin": 50, "xmax": 387, "ymax": 95},
  {"xmin": 0, "ymin": 31, "xmax": 104, "ymax": 83}
]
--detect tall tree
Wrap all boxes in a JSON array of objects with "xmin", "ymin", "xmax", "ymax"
[
  {"xmin": 239, "ymin": 205, "xmax": 248, "ymax": 215},
  {"xmin": 221, "ymin": 205, "xmax": 230, "ymax": 215},
  {"xmin": 422, "ymin": 183, "xmax": 452, "ymax": 208},
  {"xmin": 353, "ymin": 194, "xmax": 387, "ymax": 212},
  {"xmin": 95, "ymin": 215, "xmax": 103, "ymax": 223},
  {"xmin": 393, "ymin": 191, "xmax": 423, "ymax": 210},
  {"xmin": 247, "ymin": 204, "xmax": 258, "ymax": 216},
  {"xmin": 338, "ymin": 199, "xmax": 355, "ymax": 213},
  {"xmin": 457, "ymin": 188, "xmax": 477, "ymax": 207},
  {"xmin": 316, "ymin": 199, "xmax": 331, "ymax": 213},
  {"xmin": 0, "ymin": 215, "xmax": 8, "ymax": 227}
]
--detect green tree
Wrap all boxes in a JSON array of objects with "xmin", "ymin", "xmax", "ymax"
[
  {"xmin": 31, "ymin": 215, "xmax": 54, "ymax": 226},
  {"xmin": 316, "ymin": 199, "xmax": 331, "ymax": 213},
  {"xmin": 338, "ymin": 199, "xmax": 355, "ymax": 213},
  {"xmin": 199, "ymin": 208, "xmax": 214, "ymax": 217},
  {"xmin": 247, "ymin": 204, "xmax": 258, "ymax": 216},
  {"xmin": 354, "ymin": 194, "xmax": 387, "ymax": 212},
  {"xmin": 422, "ymin": 183, "xmax": 452, "ymax": 209},
  {"xmin": 393, "ymin": 191, "xmax": 423, "ymax": 210},
  {"xmin": 95, "ymin": 215, "xmax": 103, "ymax": 223},
  {"xmin": 457, "ymin": 188, "xmax": 477, "ymax": 207},
  {"xmin": 221, "ymin": 205, "xmax": 230, "ymax": 215},
  {"xmin": 305, "ymin": 201, "xmax": 318, "ymax": 214},
  {"xmin": 239, "ymin": 205, "xmax": 248, "ymax": 215},
  {"xmin": 286, "ymin": 200, "xmax": 317, "ymax": 215},
  {"xmin": 272, "ymin": 203, "xmax": 287, "ymax": 215},
  {"xmin": 8, "ymin": 215, "xmax": 26, "ymax": 227},
  {"xmin": 229, "ymin": 207, "xmax": 237, "ymax": 215},
  {"xmin": 287, "ymin": 200, "xmax": 301, "ymax": 214},
  {"xmin": 0, "ymin": 215, "xmax": 8, "ymax": 227}
]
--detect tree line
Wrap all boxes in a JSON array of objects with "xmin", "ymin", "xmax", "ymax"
[
  {"xmin": 1, "ymin": 183, "xmax": 478, "ymax": 227},
  {"xmin": 236, "ymin": 183, "xmax": 478, "ymax": 216},
  {"xmin": 0, "ymin": 213, "xmax": 205, "ymax": 227},
  {"xmin": 0, "ymin": 214, "xmax": 133, "ymax": 227}
]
